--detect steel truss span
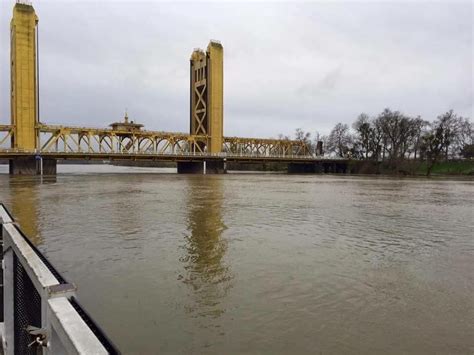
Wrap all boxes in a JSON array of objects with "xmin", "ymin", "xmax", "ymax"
[
  {"xmin": 38, "ymin": 125, "xmax": 209, "ymax": 155},
  {"xmin": 1, "ymin": 124, "xmax": 316, "ymax": 159},
  {"xmin": 223, "ymin": 137, "xmax": 311, "ymax": 157}
]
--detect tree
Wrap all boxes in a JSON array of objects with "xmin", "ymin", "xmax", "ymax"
[
  {"xmin": 295, "ymin": 128, "xmax": 312, "ymax": 155},
  {"xmin": 419, "ymin": 111, "xmax": 470, "ymax": 175},
  {"xmin": 374, "ymin": 108, "xmax": 418, "ymax": 171},
  {"xmin": 406, "ymin": 116, "xmax": 428, "ymax": 160},
  {"xmin": 461, "ymin": 144, "xmax": 474, "ymax": 159},
  {"xmin": 369, "ymin": 117, "xmax": 384, "ymax": 161},
  {"xmin": 434, "ymin": 110, "xmax": 468, "ymax": 160},
  {"xmin": 327, "ymin": 123, "xmax": 352, "ymax": 157},
  {"xmin": 421, "ymin": 122, "xmax": 445, "ymax": 176},
  {"xmin": 275, "ymin": 109, "xmax": 470, "ymax": 167},
  {"xmin": 453, "ymin": 116, "xmax": 472, "ymax": 158},
  {"xmin": 294, "ymin": 128, "xmax": 311, "ymax": 144},
  {"xmin": 378, "ymin": 109, "xmax": 410, "ymax": 161},
  {"xmin": 353, "ymin": 113, "xmax": 371, "ymax": 159}
]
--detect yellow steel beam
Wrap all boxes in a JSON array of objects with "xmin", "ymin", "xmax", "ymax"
[{"xmin": 35, "ymin": 124, "xmax": 311, "ymax": 156}]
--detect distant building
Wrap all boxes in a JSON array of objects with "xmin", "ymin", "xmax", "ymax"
[{"xmin": 109, "ymin": 112, "xmax": 143, "ymax": 132}]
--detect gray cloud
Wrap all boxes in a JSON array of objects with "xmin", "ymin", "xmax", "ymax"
[{"xmin": 1, "ymin": 0, "xmax": 472, "ymax": 138}]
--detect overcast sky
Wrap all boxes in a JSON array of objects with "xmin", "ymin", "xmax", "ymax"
[{"xmin": 0, "ymin": 0, "xmax": 472, "ymax": 138}]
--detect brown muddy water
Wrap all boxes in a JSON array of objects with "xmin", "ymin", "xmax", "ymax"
[{"xmin": 0, "ymin": 164, "xmax": 473, "ymax": 354}]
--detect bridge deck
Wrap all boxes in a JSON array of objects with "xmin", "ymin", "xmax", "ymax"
[{"xmin": 0, "ymin": 151, "xmax": 348, "ymax": 164}]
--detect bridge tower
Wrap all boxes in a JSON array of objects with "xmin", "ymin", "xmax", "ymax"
[
  {"xmin": 10, "ymin": 2, "xmax": 38, "ymax": 151},
  {"xmin": 9, "ymin": 2, "xmax": 55, "ymax": 174},
  {"xmin": 178, "ymin": 40, "xmax": 225, "ymax": 174},
  {"xmin": 190, "ymin": 40, "xmax": 223, "ymax": 154}
]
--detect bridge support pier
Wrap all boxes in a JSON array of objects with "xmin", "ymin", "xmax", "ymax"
[
  {"xmin": 9, "ymin": 157, "xmax": 57, "ymax": 175},
  {"xmin": 288, "ymin": 162, "xmax": 349, "ymax": 174},
  {"xmin": 321, "ymin": 162, "xmax": 348, "ymax": 174},
  {"xmin": 177, "ymin": 160, "xmax": 226, "ymax": 174},
  {"xmin": 177, "ymin": 161, "xmax": 204, "ymax": 174},
  {"xmin": 287, "ymin": 163, "xmax": 317, "ymax": 174},
  {"xmin": 205, "ymin": 160, "xmax": 226, "ymax": 174}
]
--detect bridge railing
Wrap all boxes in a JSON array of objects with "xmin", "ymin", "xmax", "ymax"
[
  {"xmin": 0, "ymin": 148, "xmax": 346, "ymax": 160},
  {"xmin": 0, "ymin": 203, "xmax": 120, "ymax": 354}
]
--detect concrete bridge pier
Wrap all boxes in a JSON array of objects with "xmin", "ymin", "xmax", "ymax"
[
  {"xmin": 9, "ymin": 157, "xmax": 57, "ymax": 175},
  {"xmin": 177, "ymin": 161, "xmax": 204, "ymax": 174},
  {"xmin": 287, "ymin": 163, "xmax": 317, "ymax": 174},
  {"xmin": 313, "ymin": 163, "xmax": 325, "ymax": 173},
  {"xmin": 336, "ymin": 162, "xmax": 348, "ymax": 174},
  {"xmin": 288, "ymin": 161, "xmax": 349, "ymax": 174},
  {"xmin": 321, "ymin": 162, "xmax": 348, "ymax": 174},
  {"xmin": 177, "ymin": 160, "xmax": 226, "ymax": 174},
  {"xmin": 205, "ymin": 160, "xmax": 226, "ymax": 174}
]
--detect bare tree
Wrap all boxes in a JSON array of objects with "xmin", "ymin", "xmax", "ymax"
[
  {"xmin": 452, "ymin": 116, "xmax": 472, "ymax": 158},
  {"xmin": 277, "ymin": 109, "xmax": 470, "ymax": 168},
  {"xmin": 437, "ymin": 110, "xmax": 459, "ymax": 160},
  {"xmin": 369, "ymin": 117, "xmax": 384, "ymax": 161},
  {"xmin": 353, "ymin": 113, "xmax": 371, "ymax": 159},
  {"xmin": 432, "ymin": 110, "xmax": 474, "ymax": 160},
  {"xmin": 295, "ymin": 128, "xmax": 311, "ymax": 143},
  {"xmin": 407, "ymin": 116, "xmax": 428, "ymax": 160},
  {"xmin": 295, "ymin": 128, "xmax": 312, "ymax": 154},
  {"xmin": 421, "ymin": 121, "xmax": 446, "ymax": 176},
  {"xmin": 327, "ymin": 123, "xmax": 352, "ymax": 157}
]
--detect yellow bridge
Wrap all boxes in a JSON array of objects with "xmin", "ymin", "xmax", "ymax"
[{"xmin": 1, "ymin": 2, "xmax": 347, "ymax": 175}]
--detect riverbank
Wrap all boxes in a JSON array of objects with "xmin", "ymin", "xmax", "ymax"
[
  {"xmin": 1, "ymin": 159, "xmax": 472, "ymax": 176},
  {"xmin": 416, "ymin": 160, "xmax": 474, "ymax": 176},
  {"xmin": 349, "ymin": 160, "xmax": 474, "ymax": 176},
  {"xmin": 227, "ymin": 160, "xmax": 474, "ymax": 176}
]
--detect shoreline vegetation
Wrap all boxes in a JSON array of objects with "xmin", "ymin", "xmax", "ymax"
[
  {"xmin": 230, "ymin": 160, "xmax": 474, "ymax": 176},
  {"xmin": 283, "ymin": 108, "xmax": 472, "ymax": 177},
  {"xmin": 349, "ymin": 159, "xmax": 474, "ymax": 176}
]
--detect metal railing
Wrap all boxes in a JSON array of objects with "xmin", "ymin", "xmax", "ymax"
[
  {"xmin": 0, "ymin": 203, "xmax": 120, "ymax": 354},
  {"xmin": 0, "ymin": 148, "xmax": 346, "ymax": 161}
]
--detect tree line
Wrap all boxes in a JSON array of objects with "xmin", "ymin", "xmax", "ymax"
[{"xmin": 282, "ymin": 108, "xmax": 472, "ymax": 175}]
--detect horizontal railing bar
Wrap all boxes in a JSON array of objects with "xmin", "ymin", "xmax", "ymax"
[
  {"xmin": 48, "ymin": 297, "xmax": 108, "ymax": 355},
  {"xmin": 0, "ymin": 204, "xmax": 14, "ymax": 224},
  {"xmin": 3, "ymin": 223, "xmax": 60, "ymax": 290}
]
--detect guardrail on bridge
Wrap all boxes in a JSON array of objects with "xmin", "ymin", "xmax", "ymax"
[{"xmin": 0, "ymin": 203, "xmax": 120, "ymax": 354}]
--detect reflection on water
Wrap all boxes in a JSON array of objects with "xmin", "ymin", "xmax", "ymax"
[
  {"xmin": 8, "ymin": 177, "xmax": 44, "ymax": 245},
  {"xmin": 180, "ymin": 177, "xmax": 232, "ymax": 319}
]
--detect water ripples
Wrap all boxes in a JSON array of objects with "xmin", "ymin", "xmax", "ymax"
[{"xmin": 0, "ymin": 171, "xmax": 472, "ymax": 354}]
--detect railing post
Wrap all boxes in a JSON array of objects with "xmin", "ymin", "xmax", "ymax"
[
  {"xmin": 1, "ymin": 204, "xmax": 14, "ymax": 355},
  {"xmin": 2, "ymin": 236, "xmax": 13, "ymax": 355}
]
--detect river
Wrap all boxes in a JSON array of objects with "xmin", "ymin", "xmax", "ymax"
[{"xmin": 0, "ymin": 164, "xmax": 472, "ymax": 354}]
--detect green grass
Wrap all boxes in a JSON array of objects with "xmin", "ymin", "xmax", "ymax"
[{"xmin": 417, "ymin": 160, "xmax": 474, "ymax": 175}]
